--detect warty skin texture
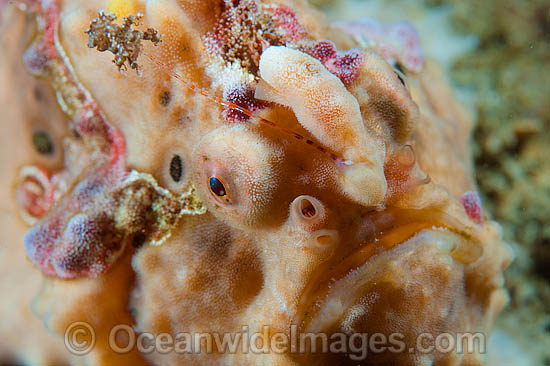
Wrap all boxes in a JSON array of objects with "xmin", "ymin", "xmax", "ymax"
[{"xmin": 0, "ymin": 0, "xmax": 512, "ymax": 365}]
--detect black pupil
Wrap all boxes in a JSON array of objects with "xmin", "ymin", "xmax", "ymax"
[
  {"xmin": 394, "ymin": 62, "xmax": 406, "ymax": 75},
  {"xmin": 32, "ymin": 130, "xmax": 54, "ymax": 155},
  {"xmin": 395, "ymin": 72, "xmax": 406, "ymax": 86},
  {"xmin": 209, "ymin": 177, "xmax": 226, "ymax": 197},
  {"xmin": 169, "ymin": 155, "xmax": 183, "ymax": 182}
]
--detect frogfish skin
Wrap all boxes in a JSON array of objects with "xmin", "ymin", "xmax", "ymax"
[{"xmin": 0, "ymin": 0, "xmax": 512, "ymax": 365}]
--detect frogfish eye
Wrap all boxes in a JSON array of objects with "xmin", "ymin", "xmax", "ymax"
[{"xmin": 209, "ymin": 176, "xmax": 229, "ymax": 202}]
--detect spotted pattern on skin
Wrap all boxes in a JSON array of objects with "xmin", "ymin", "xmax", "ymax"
[
  {"xmin": 460, "ymin": 191, "xmax": 484, "ymax": 225},
  {"xmin": 222, "ymin": 84, "xmax": 266, "ymax": 122},
  {"xmin": 16, "ymin": 1, "xmax": 205, "ymax": 279},
  {"xmin": 268, "ymin": 3, "xmax": 307, "ymax": 41},
  {"xmin": 307, "ymin": 40, "xmax": 364, "ymax": 85}
]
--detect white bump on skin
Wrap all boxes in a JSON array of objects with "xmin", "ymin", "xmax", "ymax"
[{"xmin": 258, "ymin": 46, "xmax": 387, "ymax": 206}]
